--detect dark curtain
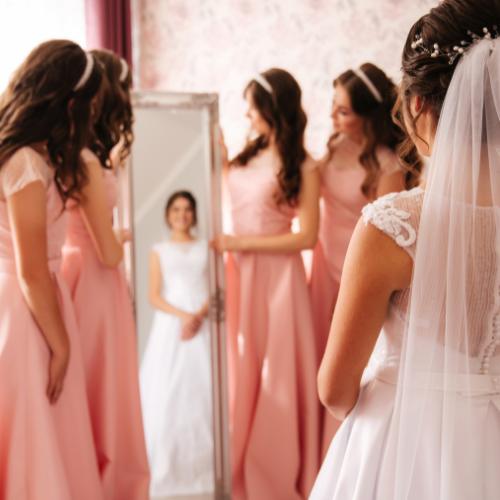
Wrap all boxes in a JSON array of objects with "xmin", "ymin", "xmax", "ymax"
[{"xmin": 85, "ymin": 0, "xmax": 132, "ymax": 65}]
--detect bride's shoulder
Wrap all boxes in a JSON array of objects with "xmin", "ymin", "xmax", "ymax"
[{"xmin": 361, "ymin": 187, "xmax": 424, "ymax": 258}]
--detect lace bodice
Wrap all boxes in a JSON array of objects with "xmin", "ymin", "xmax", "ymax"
[
  {"xmin": 0, "ymin": 147, "xmax": 52, "ymax": 200},
  {"xmin": 0, "ymin": 147, "xmax": 66, "ymax": 262},
  {"xmin": 152, "ymin": 239, "xmax": 208, "ymax": 309},
  {"xmin": 362, "ymin": 187, "xmax": 500, "ymax": 374}
]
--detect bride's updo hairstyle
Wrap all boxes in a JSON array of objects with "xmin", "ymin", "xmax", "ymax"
[{"xmin": 401, "ymin": 0, "xmax": 499, "ymax": 127}]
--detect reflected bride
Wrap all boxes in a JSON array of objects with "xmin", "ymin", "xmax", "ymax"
[{"xmin": 139, "ymin": 191, "xmax": 213, "ymax": 498}]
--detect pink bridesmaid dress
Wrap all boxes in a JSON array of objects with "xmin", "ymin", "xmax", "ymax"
[
  {"xmin": 61, "ymin": 149, "xmax": 149, "ymax": 500},
  {"xmin": 309, "ymin": 134, "xmax": 400, "ymax": 456},
  {"xmin": 226, "ymin": 148, "xmax": 319, "ymax": 500},
  {"xmin": 0, "ymin": 147, "xmax": 103, "ymax": 500}
]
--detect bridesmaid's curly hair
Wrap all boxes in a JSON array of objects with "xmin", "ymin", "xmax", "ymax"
[
  {"xmin": 0, "ymin": 40, "xmax": 102, "ymax": 202},
  {"xmin": 231, "ymin": 68, "xmax": 308, "ymax": 207},
  {"xmin": 89, "ymin": 49, "xmax": 134, "ymax": 168},
  {"xmin": 326, "ymin": 63, "xmax": 422, "ymax": 199}
]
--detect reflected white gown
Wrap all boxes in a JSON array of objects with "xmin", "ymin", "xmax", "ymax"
[{"xmin": 140, "ymin": 239, "xmax": 214, "ymax": 497}]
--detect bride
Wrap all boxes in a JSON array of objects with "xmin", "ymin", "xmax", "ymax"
[
  {"xmin": 310, "ymin": 0, "xmax": 500, "ymax": 498},
  {"xmin": 140, "ymin": 191, "xmax": 213, "ymax": 497}
]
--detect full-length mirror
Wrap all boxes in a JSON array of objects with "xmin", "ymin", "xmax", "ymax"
[{"xmin": 123, "ymin": 92, "xmax": 230, "ymax": 500}]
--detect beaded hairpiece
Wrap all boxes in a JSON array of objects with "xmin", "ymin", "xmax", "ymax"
[{"xmin": 411, "ymin": 25, "xmax": 498, "ymax": 65}]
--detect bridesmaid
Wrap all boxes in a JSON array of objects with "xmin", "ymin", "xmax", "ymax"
[
  {"xmin": 140, "ymin": 191, "xmax": 213, "ymax": 497},
  {"xmin": 309, "ymin": 62, "xmax": 422, "ymax": 456},
  {"xmin": 215, "ymin": 68, "xmax": 320, "ymax": 500},
  {"xmin": 0, "ymin": 41, "xmax": 104, "ymax": 499},
  {"xmin": 61, "ymin": 50, "xmax": 149, "ymax": 500}
]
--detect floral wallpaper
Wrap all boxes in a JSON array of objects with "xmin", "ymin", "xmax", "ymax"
[{"xmin": 134, "ymin": 0, "xmax": 437, "ymax": 157}]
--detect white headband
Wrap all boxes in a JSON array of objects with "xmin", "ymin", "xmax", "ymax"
[
  {"xmin": 119, "ymin": 58, "xmax": 129, "ymax": 82},
  {"xmin": 253, "ymin": 73, "xmax": 273, "ymax": 94},
  {"xmin": 353, "ymin": 68, "xmax": 383, "ymax": 103},
  {"xmin": 73, "ymin": 52, "xmax": 94, "ymax": 92}
]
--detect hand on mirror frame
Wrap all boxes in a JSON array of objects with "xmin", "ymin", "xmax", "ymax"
[
  {"xmin": 115, "ymin": 228, "xmax": 132, "ymax": 245},
  {"xmin": 218, "ymin": 126, "xmax": 229, "ymax": 168},
  {"xmin": 211, "ymin": 234, "xmax": 241, "ymax": 253}
]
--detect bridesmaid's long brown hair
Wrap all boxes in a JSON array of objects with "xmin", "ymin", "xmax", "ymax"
[
  {"xmin": 89, "ymin": 49, "xmax": 134, "ymax": 168},
  {"xmin": 0, "ymin": 40, "xmax": 102, "ymax": 202},
  {"xmin": 231, "ymin": 68, "xmax": 308, "ymax": 207},
  {"xmin": 326, "ymin": 63, "xmax": 422, "ymax": 198}
]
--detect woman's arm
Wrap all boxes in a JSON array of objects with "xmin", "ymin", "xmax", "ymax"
[
  {"xmin": 148, "ymin": 250, "xmax": 203, "ymax": 339},
  {"xmin": 219, "ymin": 127, "xmax": 230, "ymax": 172},
  {"xmin": 149, "ymin": 251, "xmax": 189, "ymax": 317},
  {"xmin": 215, "ymin": 166, "xmax": 320, "ymax": 253},
  {"xmin": 8, "ymin": 182, "xmax": 70, "ymax": 404},
  {"xmin": 78, "ymin": 154, "xmax": 124, "ymax": 267},
  {"xmin": 317, "ymin": 219, "xmax": 412, "ymax": 420}
]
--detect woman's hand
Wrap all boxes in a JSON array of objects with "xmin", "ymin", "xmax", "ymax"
[
  {"xmin": 211, "ymin": 234, "xmax": 243, "ymax": 253},
  {"xmin": 115, "ymin": 228, "xmax": 132, "ymax": 245},
  {"xmin": 180, "ymin": 312, "xmax": 203, "ymax": 340},
  {"xmin": 197, "ymin": 304, "xmax": 209, "ymax": 319},
  {"xmin": 218, "ymin": 127, "xmax": 229, "ymax": 169},
  {"xmin": 47, "ymin": 339, "xmax": 70, "ymax": 404}
]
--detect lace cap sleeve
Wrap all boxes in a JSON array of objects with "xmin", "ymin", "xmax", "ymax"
[
  {"xmin": 1, "ymin": 147, "xmax": 51, "ymax": 198},
  {"xmin": 361, "ymin": 188, "xmax": 424, "ymax": 259}
]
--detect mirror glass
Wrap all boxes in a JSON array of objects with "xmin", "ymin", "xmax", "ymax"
[{"xmin": 122, "ymin": 92, "xmax": 230, "ymax": 500}]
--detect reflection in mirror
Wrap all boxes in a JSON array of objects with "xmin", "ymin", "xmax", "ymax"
[{"xmin": 123, "ymin": 92, "xmax": 230, "ymax": 500}]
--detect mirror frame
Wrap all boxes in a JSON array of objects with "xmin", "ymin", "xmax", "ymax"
[{"xmin": 122, "ymin": 91, "xmax": 231, "ymax": 499}]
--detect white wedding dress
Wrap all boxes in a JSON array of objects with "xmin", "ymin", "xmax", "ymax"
[
  {"xmin": 140, "ymin": 239, "xmax": 214, "ymax": 497},
  {"xmin": 310, "ymin": 187, "xmax": 500, "ymax": 500},
  {"xmin": 311, "ymin": 34, "xmax": 500, "ymax": 500}
]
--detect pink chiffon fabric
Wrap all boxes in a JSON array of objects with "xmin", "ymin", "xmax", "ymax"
[
  {"xmin": 226, "ymin": 148, "xmax": 320, "ymax": 500},
  {"xmin": 309, "ymin": 136, "xmax": 400, "ymax": 456},
  {"xmin": 0, "ymin": 147, "xmax": 104, "ymax": 500},
  {"xmin": 61, "ymin": 149, "xmax": 149, "ymax": 500}
]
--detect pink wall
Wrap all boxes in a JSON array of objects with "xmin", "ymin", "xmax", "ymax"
[{"xmin": 135, "ymin": 0, "xmax": 437, "ymax": 157}]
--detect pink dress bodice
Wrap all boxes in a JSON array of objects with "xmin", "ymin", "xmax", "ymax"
[
  {"xmin": 65, "ymin": 149, "xmax": 117, "ymax": 246},
  {"xmin": 0, "ymin": 147, "xmax": 66, "ymax": 264},
  {"xmin": 319, "ymin": 135, "xmax": 398, "ymax": 281},
  {"xmin": 227, "ymin": 148, "xmax": 299, "ymax": 236}
]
